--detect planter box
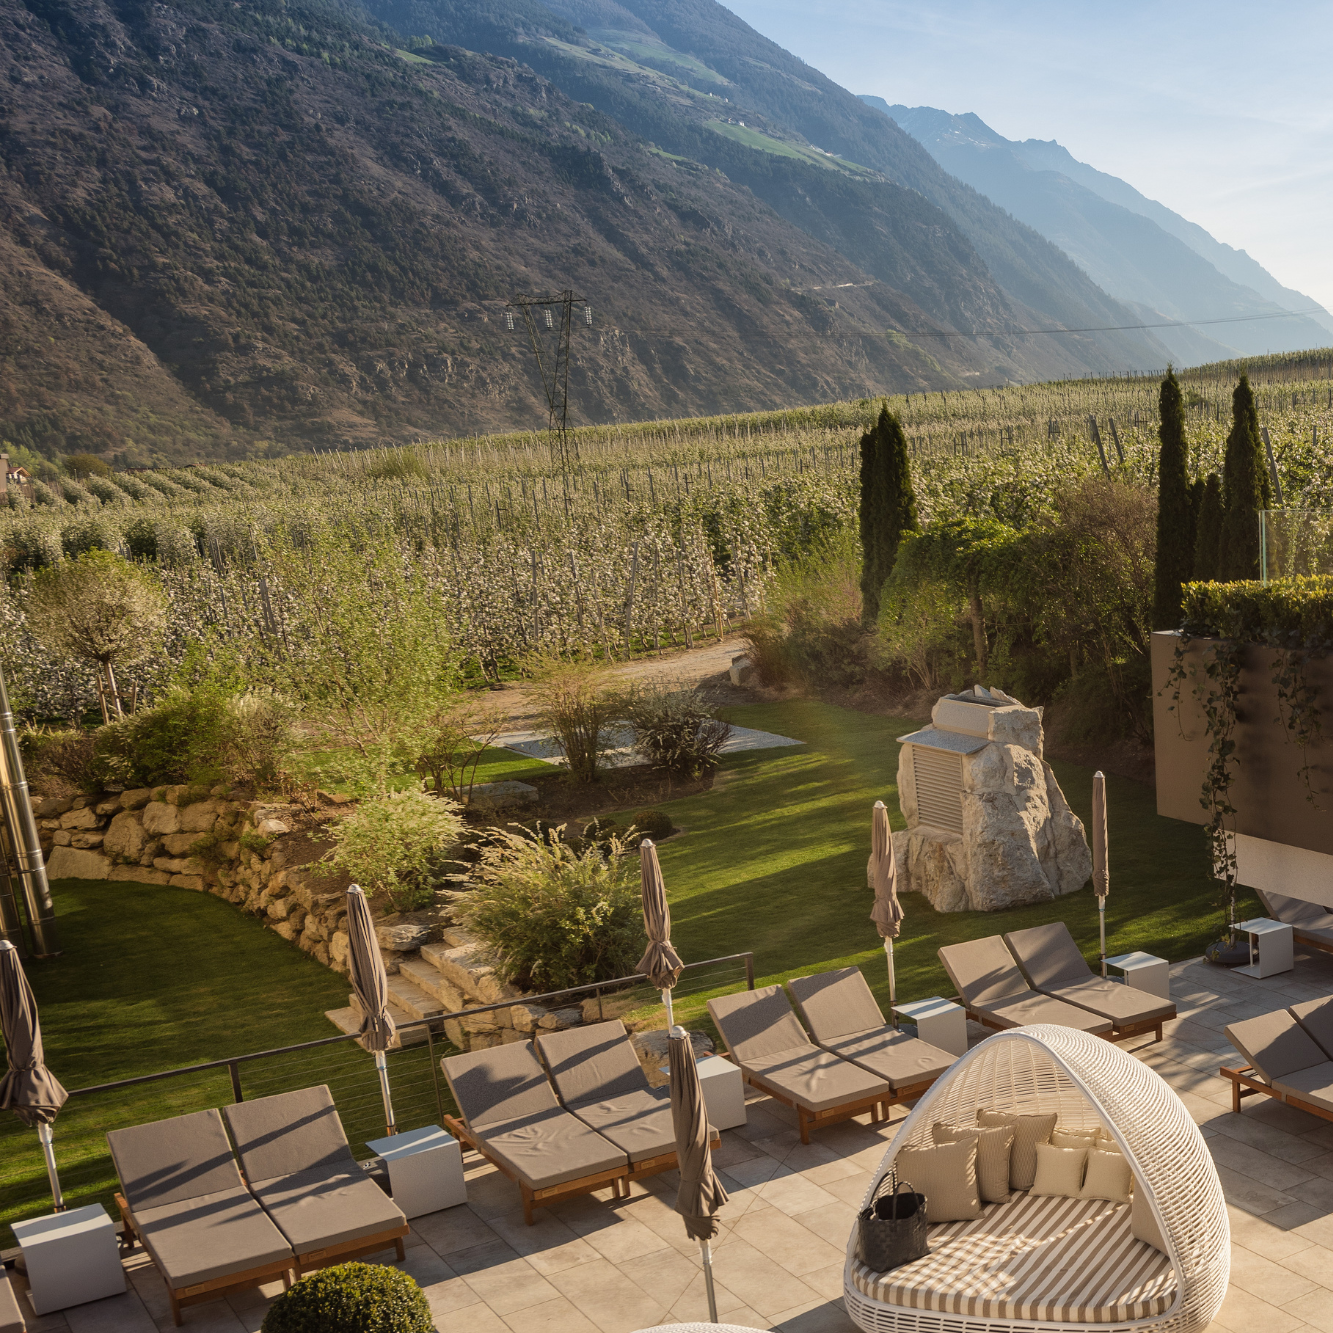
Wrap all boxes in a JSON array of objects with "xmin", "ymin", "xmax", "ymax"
[{"xmin": 1150, "ymin": 630, "xmax": 1333, "ymax": 859}]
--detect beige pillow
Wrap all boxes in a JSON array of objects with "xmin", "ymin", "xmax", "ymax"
[
  {"xmin": 895, "ymin": 1140, "xmax": 981, "ymax": 1223},
  {"xmin": 1030, "ymin": 1142, "xmax": 1087, "ymax": 1198},
  {"xmin": 1080, "ymin": 1148, "xmax": 1132, "ymax": 1203},
  {"xmin": 1051, "ymin": 1127, "xmax": 1100, "ymax": 1149},
  {"xmin": 1132, "ymin": 1185, "xmax": 1168, "ymax": 1254},
  {"xmin": 977, "ymin": 1109, "xmax": 1057, "ymax": 1190},
  {"xmin": 932, "ymin": 1122, "xmax": 1013, "ymax": 1203}
]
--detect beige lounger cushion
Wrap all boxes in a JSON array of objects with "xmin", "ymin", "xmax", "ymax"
[
  {"xmin": 708, "ymin": 985, "xmax": 816, "ymax": 1064},
  {"xmin": 895, "ymin": 1140, "xmax": 980, "ymax": 1222},
  {"xmin": 475, "ymin": 1107, "xmax": 627, "ymax": 1190},
  {"xmin": 1043, "ymin": 978, "xmax": 1174, "ymax": 1027},
  {"xmin": 558, "ymin": 1087, "xmax": 678, "ymax": 1163},
  {"xmin": 1131, "ymin": 1188, "xmax": 1168, "ymax": 1255},
  {"xmin": 850, "ymin": 1192, "xmax": 1175, "ymax": 1321},
  {"xmin": 223, "ymin": 1086, "xmax": 356, "ymax": 1179},
  {"xmin": 787, "ymin": 968, "xmax": 888, "ymax": 1039},
  {"xmin": 1272, "ymin": 1063, "xmax": 1333, "ymax": 1114},
  {"xmin": 249, "ymin": 1168, "xmax": 407, "ymax": 1254},
  {"xmin": 1263, "ymin": 891, "xmax": 1333, "ymax": 930},
  {"xmin": 134, "ymin": 1188, "xmax": 294, "ymax": 1288},
  {"xmin": 1225, "ymin": 1011, "xmax": 1327, "ymax": 1083},
  {"xmin": 1290, "ymin": 998, "xmax": 1333, "ymax": 1060},
  {"xmin": 1080, "ymin": 1149, "xmax": 1133, "ymax": 1203},
  {"xmin": 979, "ymin": 993, "xmax": 1112, "ymax": 1034},
  {"xmin": 443, "ymin": 1042, "xmax": 560, "ymax": 1128},
  {"xmin": 108, "ymin": 1108, "xmax": 248, "ymax": 1210},
  {"xmin": 933, "ymin": 1122, "xmax": 1012, "ymax": 1203},
  {"xmin": 822, "ymin": 1031, "xmax": 954, "ymax": 1091},
  {"xmin": 1002, "ymin": 924, "xmax": 1094, "ymax": 991},
  {"xmin": 536, "ymin": 1021, "xmax": 646, "ymax": 1104},
  {"xmin": 0, "ymin": 1272, "xmax": 23, "ymax": 1333},
  {"xmin": 977, "ymin": 1109, "xmax": 1056, "ymax": 1190}
]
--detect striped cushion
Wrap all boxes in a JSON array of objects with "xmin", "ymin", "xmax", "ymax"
[{"xmin": 852, "ymin": 1190, "xmax": 1175, "ymax": 1323}]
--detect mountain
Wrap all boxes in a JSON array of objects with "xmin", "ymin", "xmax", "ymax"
[
  {"xmin": 869, "ymin": 100, "xmax": 1333, "ymax": 363},
  {"xmin": 0, "ymin": 0, "xmax": 1026, "ymax": 464},
  {"xmin": 365, "ymin": 0, "xmax": 1174, "ymax": 380}
]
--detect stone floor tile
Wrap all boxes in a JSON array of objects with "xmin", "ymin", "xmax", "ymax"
[
  {"xmin": 615, "ymin": 1245, "xmax": 730, "ymax": 1313},
  {"xmin": 665, "ymin": 1269, "xmax": 752, "ymax": 1325},
  {"xmin": 552, "ymin": 1195, "xmax": 671, "ymax": 1264},
  {"xmin": 1209, "ymin": 1132, "xmax": 1321, "ymax": 1189},
  {"xmin": 62, "ymin": 1292, "xmax": 162, "ymax": 1333},
  {"xmin": 1215, "ymin": 1162, "xmax": 1303, "ymax": 1214},
  {"xmin": 1281, "ymin": 1243, "xmax": 1333, "ymax": 1290},
  {"xmin": 1227, "ymin": 1205, "xmax": 1317, "ymax": 1259},
  {"xmin": 751, "ymin": 1135, "xmax": 842, "ymax": 1173},
  {"xmin": 413, "ymin": 1204, "xmax": 502, "ymax": 1256},
  {"xmin": 712, "ymin": 1135, "xmax": 766, "ymax": 1168},
  {"xmin": 748, "ymin": 1170, "xmax": 841, "ymax": 1217},
  {"xmin": 464, "ymin": 1161, "xmax": 534, "ymax": 1219},
  {"xmin": 1213, "ymin": 1284, "xmax": 1309, "ymax": 1333},
  {"xmin": 547, "ymin": 1258, "xmax": 669, "ymax": 1333},
  {"xmin": 766, "ymin": 1296, "xmax": 858, "ymax": 1331},
  {"xmin": 1212, "ymin": 1114, "xmax": 1331, "ymax": 1165},
  {"xmin": 789, "ymin": 1199, "xmax": 858, "ymax": 1249},
  {"xmin": 722, "ymin": 1154, "xmax": 787, "ymax": 1189},
  {"xmin": 1272, "ymin": 1202, "xmax": 1333, "ymax": 1235},
  {"xmin": 487, "ymin": 1207, "xmax": 603, "ymax": 1276},
  {"xmin": 1282, "ymin": 1290, "xmax": 1333, "ymax": 1333},
  {"xmin": 1229, "ymin": 1242, "xmax": 1319, "ymax": 1305},
  {"xmin": 797, "ymin": 1262, "xmax": 847, "ymax": 1301},
  {"xmin": 1302, "ymin": 1153, "xmax": 1333, "ymax": 1181},
  {"xmin": 451, "ymin": 1239, "xmax": 563, "ymax": 1316},
  {"xmin": 447, "ymin": 1302, "xmax": 512, "ymax": 1332},
  {"xmin": 814, "ymin": 1173, "xmax": 872, "ymax": 1208},
  {"xmin": 705, "ymin": 1234, "xmax": 826, "ymax": 1319},
  {"xmin": 731, "ymin": 1208, "xmax": 844, "ymax": 1276},
  {"xmin": 1300, "ymin": 1123, "xmax": 1333, "ymax": 1151},
  {"xmin": 499, "ymin": 1294, "xmax": 604, "ymax": 1333}
]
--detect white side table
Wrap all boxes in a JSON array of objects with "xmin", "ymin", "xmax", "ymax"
[
  {"xmin": 365, "ymin": 1125, "xmax": 467, "ymax": 1218},
  {"xmin": 893, "ymin": 997, "xmax": 967, "ymax": 1058},
  {"xmin": 1104, "ymin": 951, "xmax": 1171, "ymax": 999},
  {"xmin": 1235, "ymin": 918, "xmax": 1294, "ymax": 979},
  {"xmin": 661, "ymin": 1054, "xmax": 748, "ymax": 1131},
  {"xmin": 12, "ymin": 1203, "xmax": 125, "ymax": 1314}
]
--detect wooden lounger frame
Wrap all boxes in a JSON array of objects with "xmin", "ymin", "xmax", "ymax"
[
  {"xmin": 445, "ymin": 1112, "xmax": 630, "ymax": 1225},
  {"xmin": 949, "ymin": 996, "xmax": 1164, "ymax": 1045},
  {"xmin": 116, "ymin": 1192, "xmax": 294, "ymax": 1328},
  {"xmin": 1294, "ymin": 928, "xmax": 1333, "ymax": 958},
  {"xmin": 291, "ymin": 1224, "xmax": 409, "ymax": 1276},
  {"xmin": 1220, "ymin": 1061, "xmax": 1333, "ymax": 1123}
]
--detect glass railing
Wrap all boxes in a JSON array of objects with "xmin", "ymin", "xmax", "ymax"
[{"xmin": 1260, "ymin": 509, "xmax": 1333, "ymax": 584}]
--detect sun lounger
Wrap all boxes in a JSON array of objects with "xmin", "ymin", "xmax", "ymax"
[
  {"xmin": 107, "ymin": 1108, "xmax": 295, "ymax": 1326},
  {"xmin": 1, "ymin": 1272, "xmax": 26, "ymax": 1333},
  {"xmin": 442, "ymin": 1040, "xmax": 629, "ymax": 1224},
  {"xmin": 535, "ymin": 1020, "xmax": 718, "ymax": 1185},
  {"xmin": 786, "ymin": 967, "xmax": 954, "ymax": 1099},
  {"xmin": 708, "ymin": 983, "xmax": 891, "ymax": 1143},
  {"xmin": 223, "ymin": 1087, "xmax": 408, "ymax": 1274},
  {"xmin": 1291, "ymin": 997, "xmax": 1333, "ymax": 1059},
  {"xmin": 1003, "ymin": 923, "xmax": 1175, "ymax": 1042},
  {"xmin": 1221, "ymin": 1010, "xmax": 1333, "ymax": 1121},
  {"xmin": 938, "ymin": 936, "xmax": 1114, "ymax": 1037},
  {"xmin": 1256, "ymin": 889, "xmax": 1333, "ymax": 956}
]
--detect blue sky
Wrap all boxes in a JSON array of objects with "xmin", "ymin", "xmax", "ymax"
[{"xmin": 724, "ymin": 0, "xmax": 1333, "ymax": 314}]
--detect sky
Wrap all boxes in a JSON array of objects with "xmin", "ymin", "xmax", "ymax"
[{"xmin": 723, "ymin": 0, "xmax": 1333, "ymax": 315}]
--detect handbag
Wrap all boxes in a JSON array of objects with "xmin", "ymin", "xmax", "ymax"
[{"xmin": 858, "ymin": 1171, "xmax": 929, "ymax": 1272}]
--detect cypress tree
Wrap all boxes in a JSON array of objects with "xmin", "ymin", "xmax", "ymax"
[
  {"xmin": 1187, "ymin": 476, "xmax": 1205, "ymax": 561},
  {"xmin": 859, "ymin": 406, "xmax": 918, "ymax": 627},
  {"xmin": 1153, "ymin": 369, "xmax": 1193, "ymax": 628},
  {"xmin": 1218, "ymin": 374, "xmax": 1272, "ymax": 581},
  {"xmin": 1193, "ymin": 472, "xmax": 1223, "ymax": 582}
]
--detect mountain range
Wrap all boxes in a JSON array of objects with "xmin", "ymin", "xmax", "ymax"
[
  {"xmin": 867, "ymin": 99, "xmax": 1333, "ymax": 367},
  {"xmin": 0, "ymin": 0, "xmax": 1323, "ymax": 461}
]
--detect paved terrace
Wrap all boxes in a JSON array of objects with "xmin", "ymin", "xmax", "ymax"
[{"xmin": 10, "ymin": 954, "xmax": 1333, "ymax": 1333}]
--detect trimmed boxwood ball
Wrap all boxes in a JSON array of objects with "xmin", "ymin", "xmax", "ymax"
[
  {"xmin": 260, "ymin": 1263, "xmax": 432, "ymax": 1333},
  {"xmin": 630, "ymin": 808, "xmax": 674, "ymax": 841}
]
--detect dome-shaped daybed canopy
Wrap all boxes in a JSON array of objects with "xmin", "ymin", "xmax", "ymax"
[{"xmin": 844, "ymin": 1025, "xmax": 1228, "ymax": 1333}]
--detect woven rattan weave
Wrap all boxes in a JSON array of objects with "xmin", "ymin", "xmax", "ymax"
[{"xmin": 843, "ymin": 1026, "xmax": 1228, "ymax": 1333}]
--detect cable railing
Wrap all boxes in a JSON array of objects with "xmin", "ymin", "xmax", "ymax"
[{"xmin": 0, "ymin": 951, "xmax": 754, "ymax": 1245}]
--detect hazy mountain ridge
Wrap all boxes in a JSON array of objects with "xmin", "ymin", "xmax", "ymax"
[{"xmin": 869, "ymin": 99, "xmax": 1333, "ymax": 362}]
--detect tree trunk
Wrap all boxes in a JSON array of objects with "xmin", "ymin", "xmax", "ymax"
[
  {"xmin": 103, "ymin": 662, "xmax": 125, "ymax": 719},
  {"xmin": 968, "ymin": 580, "xmax": 987, "ymax": 676}
]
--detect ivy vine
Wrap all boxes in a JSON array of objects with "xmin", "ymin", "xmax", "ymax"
[{"xmin": 1269, "ymin": 641, "xmax": 1324, "ymax": 808}]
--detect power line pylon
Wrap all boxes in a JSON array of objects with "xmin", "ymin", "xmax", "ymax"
[{"xmin": 506, "ymin": 291, "xmax": 591, "ymax": 472}]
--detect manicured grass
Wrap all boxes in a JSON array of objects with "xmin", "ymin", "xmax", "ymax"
[
  {"xmin": 653, "ymin": 701, "xmax": 1256, "ymax": 1033},
  {"xmin": 294, "ymin": 743, "xmax": 552, "ymax": 794},
  {"xmin": 0, "ymin": 881, "xmax": 449, "ymax": 1243}
]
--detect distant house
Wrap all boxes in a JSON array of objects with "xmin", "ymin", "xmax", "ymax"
[{"xmin": 1, "ymin": 458, "xmax": 34, "ymax": 500}]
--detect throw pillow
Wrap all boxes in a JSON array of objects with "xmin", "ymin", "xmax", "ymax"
[
  {"xmin": 977, "ymin": 1109, "xmax": 1058, "ymax": 1190},
  {"xmin": 1030, "ymin": 1143, "xmax": 1087, "ymax": 1198},
  {"xmin": 1079, "ymin": 1148, "xmax": 1133, "ymax": 1203},
  {"xmin": 932, "ymin": 1122, "xmax": 1014, "ymax": 1203},
  {"xmin": 1051, "ymin": 1127, "xmax": 1100, "ymax": 1149},
  {"xmin": 1132, "ymin": 1185, "xmax": 1168, "ymax": 1254},
  {"xmin": 895, "ymin": 1140, "xmax": 981, "ymax": 1223}
]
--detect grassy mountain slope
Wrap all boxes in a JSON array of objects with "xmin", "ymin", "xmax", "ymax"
[
  {"xmin": 879, "ymin": 102, "xmax": 1333, "ymax": 360},
  {"xmin": 0, "ymin": 0, "xmax": 982, "ymax": 461},
  {"xmin": 368, "ymin": 0, "xmax": 1172, "ymax": 379}
]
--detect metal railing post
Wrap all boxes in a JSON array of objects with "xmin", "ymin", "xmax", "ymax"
[
  {"xmin": 229, "ymin": 1061, "xmax": 243, "ymax": 1103},
  {"xmin": 744, "ymin": 952, "xmax": 755, "ymax": 990},
  {"xmin": 424, "ymin": 1022, "xmax": 446, "ymax": 1127}
]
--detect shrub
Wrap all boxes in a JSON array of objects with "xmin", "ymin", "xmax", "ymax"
[
  {"xmin": 20, "ymin": 726, "xmax": 98, "ymax": 795},
  {"xmin": 321, "ymin": 788, "xmax": 464, "ymax": 911},
  {"xmin": 457, "ymin": 825, "xmax": 643, "ymax": 991},
  {"xmin": 260, "ymin": 1262, "xmax": 431, "ymax": 1333},
  {"xmin": 529, "ymin": 656, "xmax": 614, "ymax": 784},
  {"xmin": 629, "ymin": 808, "xmax": 674, "ymax": 841},
  {"xmin": 90, "ymin": 687, "xmax": 234, "ymax": 787},
  {"xmin": 415, "ymin": 697, "xmax": 506, "ymax": 801},
  {"xmin": 619, "ymin": 680, "xmax": 730, "ymax": 777}
]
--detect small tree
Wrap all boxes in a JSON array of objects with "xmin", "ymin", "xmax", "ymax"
[
  {"xmin": 1193, "ymin": 472, "xmax": 1224, "ymax": 581},
  {"xmin": 529, "ymin": 655, "xmax": 614, "ymax": 784},
  {"xmin": 25, "ymin": 549, "xmax": 167, "ymax": 720},
  {"xmin": 1219, "ymin": 375, "xmax": 1271, "ymax": 581},
  {"xmin": 63, "ymin": 452, "xmax": 111, "ymax": 479},
  {"xmin": 859, "ymin": 406, "xmax": 918, "ymax": 627},
  {"xmin": 1153, "ymin": 368, "xmax": 1193, "ymax": 628},
  {"xmin": 415, "ymin": 697, "xmax": 507, "ymax": 802}
]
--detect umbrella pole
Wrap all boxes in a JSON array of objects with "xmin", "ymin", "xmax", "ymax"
[
  {"xmin": 885, "ymin": 938, "xmax": 897, "ymax": 1029},
  {"xmin": 661, "ymin": 988, "xmax": 674, "ymax": 1030},
  {"xmin": 1098, "ymin": 899, "xmax": 1107, "ymax": 978},
  {"xmin": 374, "ymin": 1050, "xmax": 397, "ymax": 1136},
  {"xmin": 36, "ymin": 1123, "xmax": 64, "ymax": 1211},
  {"xmin": 700, "ymin": 1239, "xmax": 718, "ymax": 1322}
]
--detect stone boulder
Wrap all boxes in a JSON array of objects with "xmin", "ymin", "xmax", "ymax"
[
  {"xmin": 46, "ymin": 846, "xmax": 111, "ymax": 880},
  {"xmin": 103, "ymin": 811, "xmax": 152, "ymax": 862},
  {"xmin": 141, "ymin": 802, "xmax": 181, "ymax": 836}
]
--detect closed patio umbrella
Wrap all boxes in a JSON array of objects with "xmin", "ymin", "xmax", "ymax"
[
  {"xmin": 869, "ymin": 800, "xmax": 903, "ymax": 1027},
  {"xmin": 0, "ymin": 939, "xmax": 68, "ymax": 1209},
  {"xmin": 1092, "ymin": 772, "xmax": 1109, "ymax": 976},
  {"xmin": 669, "ymin": 1024, "xmax": 728, "ymax": 1323},
  {"xmin": 345, "ymin": 885, "xmax": 397, "ymax": 1136},
  {"xmin": 636, "ymin": 839, "xmax": 684, "ymax": 1027}
]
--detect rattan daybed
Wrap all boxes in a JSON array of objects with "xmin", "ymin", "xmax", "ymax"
[{"xmin": 844, "ymin": 1025, "xmax": 1228, "ymax": 1333}]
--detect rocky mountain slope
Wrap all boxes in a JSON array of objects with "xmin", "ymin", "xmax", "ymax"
[{"xmin": 874, "ymin": 101, "xmax": 1333, "ymax": 364}]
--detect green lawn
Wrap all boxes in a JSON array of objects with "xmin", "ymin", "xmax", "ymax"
[
  {"xmin": 655, "ymin": 701, "xmax": 1254, "ymax": 1032},
  {"xmin": 2, "ymin": 699, "xmax": 1246, "ymax": 1242},
  {"xmin": 294, "ymin": 743, "xmax": 552, "ymax": 795}
]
